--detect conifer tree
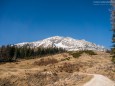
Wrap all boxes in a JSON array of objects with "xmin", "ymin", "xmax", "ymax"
[{"xmin": 111, "ymin": 0, "xmax": 115, "ymax": 63}]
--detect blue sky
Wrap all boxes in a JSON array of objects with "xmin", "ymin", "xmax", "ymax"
[{"xmin": 0, "ymin": 0, "xmax": 111, "ymax": 48}]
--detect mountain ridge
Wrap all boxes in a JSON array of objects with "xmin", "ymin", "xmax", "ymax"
[{"xmin": 16, "ymin": 36, "xmax": 106, "ymax": 51}]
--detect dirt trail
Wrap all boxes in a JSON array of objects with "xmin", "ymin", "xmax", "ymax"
[{"xmin": 83, "ymin": 74, "xmax": 115, "ymax": 86}]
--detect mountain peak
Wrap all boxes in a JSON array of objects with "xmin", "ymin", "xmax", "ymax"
[
  {"xmin": 16, "ymin": 36, "xmax": 106, "ymax": 51},
  {"xmin": 47, "ymin": 36, "xmax": 63, "ymax": 40}
]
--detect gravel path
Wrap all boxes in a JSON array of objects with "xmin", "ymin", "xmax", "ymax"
[{"xmin": 84, "ymin": 74, "xmax": 115, "ymax": 86}]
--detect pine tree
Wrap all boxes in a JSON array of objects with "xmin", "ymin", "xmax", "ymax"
[{"xmin": 111, "ymin": 1, "xmax": 115, "ymax": 63}]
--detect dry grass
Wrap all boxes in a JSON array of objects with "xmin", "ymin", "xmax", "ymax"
[
  {"xmin": 34, "ymin": 58, "xmax": 58, "ymax": 66},
  {"xmin": 0, "ymin": 71, "xmax": 92, "ymax": 86},
  {"xmin": 0, "ymin": 52, "xmax": 114, "ymax": 86},
  {"xmin": 58, "ymin": 62, "xmax": 79, "ymax": 73}
]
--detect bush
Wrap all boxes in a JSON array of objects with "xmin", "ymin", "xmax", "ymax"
[
  {"xmin": 34, "ymin": 58, "xmax": 58, "ymax": 66},
  {"xmin": 111, "ymin": 57, "xmax": 115, "ymax": 63},
  {"xmin": 84, "ymin": 50, "xmax": 97, "ymax": 55},
  {"xmin": 58, "ymin": 63, "xmax": 79, "ymax": 73},
  {"xmin": 106, "ymin": 49, "xmax": 111, "ymax": 53},
  {"xmin": 111, "ymin": 48, "xmax": 115, "ymax": 63},
  {"xmin": 61, "ymin": 57, "xmax": 71, "ymax": 61},
  {"xmin": 70, "ymin": 50, "xmax": 97, "ymax": 58},
  {"xmin": 71, "ymin": 52, "xmax": 82, "ymax": 58}
]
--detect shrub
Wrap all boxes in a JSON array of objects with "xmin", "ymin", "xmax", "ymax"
[
  {"xmin": 111, "ymin": 48, "xmax": 115, "ymax": 63},
  {"xmin": 61, "ymin": 57, "xmax": 71, "ymax": 61},
  {"xmin": 106, "ymin": 49, "xmax": 111, "ymax": 53},
  {"xmin": 84, "ymin": 50, "xmax": 97, "ymax": 55},
  {"xmin": 70, "ymin": 50, "xmax": 97, "ymax": 58},
  {"xmin": 71, "ymin": 52, "xmax": 82, "ymax": 58},
  {"xmin": 58, "ymin": 63, "xmax": 79, "ymax": 73},
  {"xmin": 111, "ymin": 57, "xmax": 115, "ymax": 63},
  {"xmin": 34, "ymin": 58, "xmax": 58, "ymax": 66}
]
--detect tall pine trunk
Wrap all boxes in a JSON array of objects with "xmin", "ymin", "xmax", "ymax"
[{"xmin": 111, "ymin": 0, "xmax": 115, "ymax": 63}]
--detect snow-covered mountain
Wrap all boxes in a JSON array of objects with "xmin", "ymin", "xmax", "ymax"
[{"xmin": 16, "ymin": 36, "xmax": 106, "ymax": 51}]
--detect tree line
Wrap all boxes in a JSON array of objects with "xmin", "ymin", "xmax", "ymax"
[{"xmin": 0, "ymin": 45, "xmax": 66, "ymax": 62}]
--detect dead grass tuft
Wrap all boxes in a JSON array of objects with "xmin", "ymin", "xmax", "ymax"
[
  {"xmin": 58, "ymin": 63, "xmax": 79, "ymax": 73},
  {"xmin": 34, "ymin": 58, "xmax": 58, "ymax": 66}
]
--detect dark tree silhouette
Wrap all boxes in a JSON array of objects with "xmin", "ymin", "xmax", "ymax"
[
  {"xmin": 111, "ymin": 0, "xmax": 115, "ymax": 63},
  {"xmin": 0, "ymin": 44, "xmax": 66, "ymax": 62}
]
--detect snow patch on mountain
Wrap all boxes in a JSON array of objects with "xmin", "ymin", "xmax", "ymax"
[{"xmin": 16, "ymin": 36, "xmax": 106, "ymax": 51}]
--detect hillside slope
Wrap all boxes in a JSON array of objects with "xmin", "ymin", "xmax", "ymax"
[{"xmin": 0, "ymin": 51, "xmax": 114, "ymax": 86}]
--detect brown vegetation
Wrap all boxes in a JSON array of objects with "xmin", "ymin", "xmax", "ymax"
[
  {"xmin": 34, "ymin": 58, "xmax": 58, "ymax": 66},
  {"xmin": 0, "ymin": 51, "xmax": 114, "ymax": 86}
]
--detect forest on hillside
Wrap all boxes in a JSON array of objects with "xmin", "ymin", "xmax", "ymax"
[{"xmin": 0, "ymin": 45, "xmax": 66, "ymax": 62}]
